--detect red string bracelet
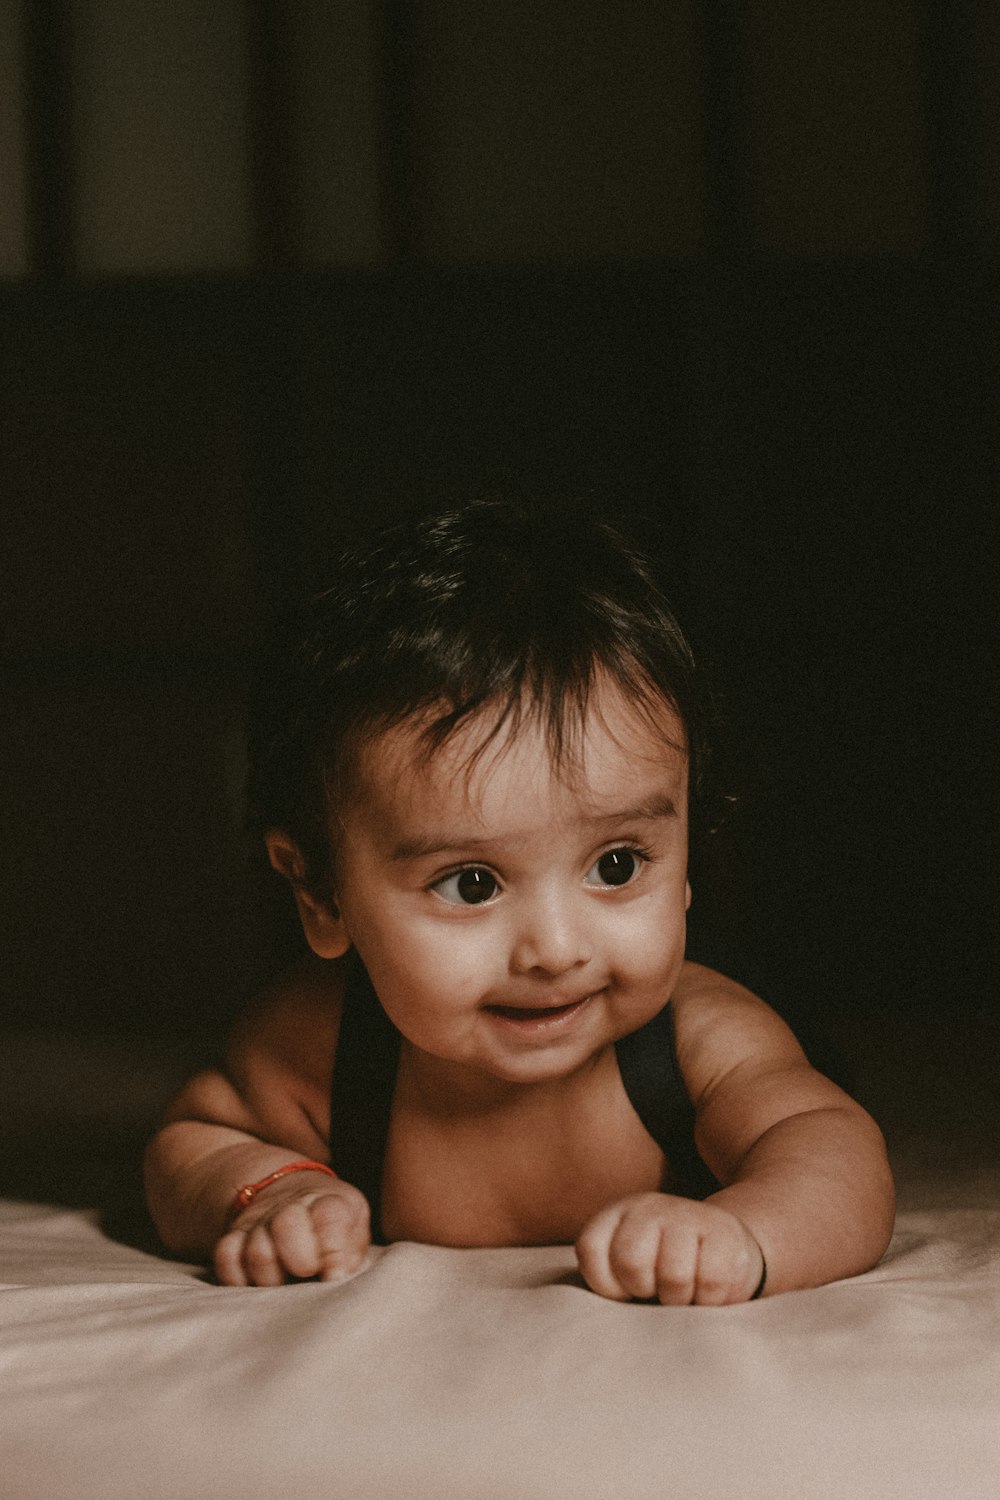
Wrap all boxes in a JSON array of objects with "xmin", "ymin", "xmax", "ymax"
[{"xmin": 231, "ymin": 1160, "xmax": 338, "ymax": 1219}]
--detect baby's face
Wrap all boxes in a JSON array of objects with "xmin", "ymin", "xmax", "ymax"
[{"xmin": 330, "ymin": 676, "xmax": 691, "ymax": 1090}]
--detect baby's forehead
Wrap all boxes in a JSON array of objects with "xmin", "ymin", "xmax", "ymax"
[{"xmin": 352, "ymin": 688, "xmax": 689, "ymax": 822}]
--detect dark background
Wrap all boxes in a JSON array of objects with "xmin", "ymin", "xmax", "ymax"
[{"xmin": 1, "ymin": 2, "xmax": 996, "ymax": 1216}]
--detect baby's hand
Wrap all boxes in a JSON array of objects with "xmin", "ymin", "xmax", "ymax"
[
  {"xmin": 214, "ymin": 1175, "xmax": 371, "ymax": 1287},
  {"xmin": 575, "ymin": 1193, "xmax": 765, "ymax": 1306}
]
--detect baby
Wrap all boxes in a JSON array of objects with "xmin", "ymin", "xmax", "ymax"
[{"xmin": 145, "ymin": 498, "xmax": 894, "ymax": 1303}]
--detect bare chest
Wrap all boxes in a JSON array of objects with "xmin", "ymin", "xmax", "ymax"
[{"xmin": 379, "ymin": 1051, "xmax": 667, "ymax": 1247}]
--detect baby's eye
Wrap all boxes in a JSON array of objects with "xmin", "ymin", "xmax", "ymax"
[
  {"xmin": 584, "ymin": 848, "xmax": 645, "ymax": 888},
  {"xmin": 432, "ymin": 867, "xmax": 500, "ymax": 906}
]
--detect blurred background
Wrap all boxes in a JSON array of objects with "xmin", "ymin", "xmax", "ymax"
[{"xmin": 1, "ymin": 1, "xmax": 996, "ymax": 1224}]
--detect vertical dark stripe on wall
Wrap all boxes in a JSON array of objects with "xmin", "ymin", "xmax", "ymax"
[
  {"xmin": 24, "ymin": 0, "xmax": 73, "ymax": 278},
  {"xmin": 693, "ymin": 0, "xmax": 753, "ymax": 259},
  {"xmin": 380, "ymin": 0, "xmax": 419, "ymax": 259},
  {"xmin": 248, "ymin": 0, "xmax": 297, "ymax": 270},
  {"xmin": 244, "ymin": 4, "xmax": 306, "ymax": 604},
  {"xmin": 918, "ymin": 1, "xmax": 987, "ymax": 253},
  {"xmin": 681, "ymin": 3, "xmax": 757, "ymax": 655}
]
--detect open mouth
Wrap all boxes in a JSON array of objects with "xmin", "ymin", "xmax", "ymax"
[{"xmin": 484, "ymin": 995, "xmax": 592, "ymax": 1028}]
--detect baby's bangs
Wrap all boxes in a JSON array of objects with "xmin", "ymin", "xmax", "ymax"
[{"xmin": 409, "ymin": 650, "xmax": 689, "ymax": 789}]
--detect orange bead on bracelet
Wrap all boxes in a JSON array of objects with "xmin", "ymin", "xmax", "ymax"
[{"xmin": 231, "ymin": 1160, "xmax": 338, "ymax": 1219}]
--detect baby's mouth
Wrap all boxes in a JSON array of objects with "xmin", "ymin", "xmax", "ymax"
[
  {"xmin": 489, "ymin": 1002, "xmax": 574, "ymax": 1019},
  {"xmin": 484, "ymin": 995, "xmax": 593, "ymax": 1024}
]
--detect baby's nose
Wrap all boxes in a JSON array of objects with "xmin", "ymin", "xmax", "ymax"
[{"xmin": 510, "ymin": 891, "xmax": 591, "ymax": 977}]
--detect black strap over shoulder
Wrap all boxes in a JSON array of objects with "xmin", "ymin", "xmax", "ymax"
[
  {"xmin": 328, "ymin": 955, "xmax": 401, "ymax": 1243},
  {"xmin": 614, "ymin": 1002, "xmax": 719, "ymax": 1200}
]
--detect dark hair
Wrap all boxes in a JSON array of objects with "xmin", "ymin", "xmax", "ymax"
[{"xmin": 249, "ymin": 498, "xmax": 707, "ymax": 892}]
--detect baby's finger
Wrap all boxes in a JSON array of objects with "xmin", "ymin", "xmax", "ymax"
[
  {"xmin": 575, "ymin": 1204, "xmax": 632, "ymax": 1300},
  {"xmin": 312, "ymin": 1191, "xmax": 370, "ymax": 1281},
  {"xmin": 689, "ymin": 1229, "xmax": 738, "ymax": 1306},
  {"xmin": 242, "ymin": 1222, "xmax": 287, "ymax": 1287},
  {"xmin": 214, "ymin": 1229, "xmax": 250, "ymax": 1287},
  {"xmin": 267, "ymin": 1200, "xmax": 328, "ymax": 1280},
  {"xmin": 654, "ymin": 1223, "xmax": 700, "ymax": 1306},
  {"xmin": 606, "ymin": 1213, "xmax": 665, "ymax": 1302}
]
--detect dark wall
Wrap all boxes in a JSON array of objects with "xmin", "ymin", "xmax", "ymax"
[
  {"xmin": 2, "ymin": 3, "xmax": 996, "ymax": 1060},
  {"xmin": 267, "ymin": 260, "xmax": 998, "ymax": 1038},
  {"xmin": 3, "ymin": 261, "xmax": 994, "ymax": 1050}
]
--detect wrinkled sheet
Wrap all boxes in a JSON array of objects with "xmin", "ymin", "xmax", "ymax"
[{"xmin": 0, "ymin": 1198, "xmax": 998, "ymax": 1500}]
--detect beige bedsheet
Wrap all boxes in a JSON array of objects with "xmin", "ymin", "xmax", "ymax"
[{"xmin": 1, "ymin": 1197, "xmax": 998, "ymax": 1500}]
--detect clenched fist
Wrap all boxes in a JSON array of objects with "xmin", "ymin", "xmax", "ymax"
[
  {"xmin": 576, "ymin": 1193, "xmax": 766, "ymax": 1306},
  {"xmin": 214, "ymin": 1174, "xmax": 371, "ymax": 1287}
]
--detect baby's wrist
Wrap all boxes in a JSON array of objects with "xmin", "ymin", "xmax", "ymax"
[{"xmin": 227, "ymin": 1160, "xmax": 339, "ymax": 1229}]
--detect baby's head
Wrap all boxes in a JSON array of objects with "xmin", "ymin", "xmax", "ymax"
[{"xmin": 250, "ymin": 497, "xmax": 705, "ymax": 902}]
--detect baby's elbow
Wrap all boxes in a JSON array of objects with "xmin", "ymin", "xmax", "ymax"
[
  {"xmin": 853, "ymin": 1109, "xmax": 896, "ymax": 1268},
  {"xmin": 875, "ymin": 1146, "xmax": 897, "ymax": 1251},
  {"xmin": 142, "ymin": 1123, "xmax": 192, "ymax": 1254}
]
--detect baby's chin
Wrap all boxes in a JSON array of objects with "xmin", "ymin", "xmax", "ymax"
[{"xmin": 403, "ymin": 1021, "xmax": 611, "ymax": 1093}]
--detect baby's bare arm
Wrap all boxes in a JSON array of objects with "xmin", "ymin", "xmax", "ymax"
[
  {"xmin": 577, "ymin": 964, "xmax": 894, "ymax": 1303},
  {"xmin": 676, "ymin": 965, "xmax": 894, "ymax": 1295},
  {"xmin": 144, "ymin": 956, "xmax": 370, "ymax": 1284}
]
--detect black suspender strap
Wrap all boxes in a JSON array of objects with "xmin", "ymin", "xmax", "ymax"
[
  {"xmin": 613, "ymin": 1002, "xmax": 719, "ymax": 1200},
  {"xmin": 328, "ymin": 955, "xmax": 401, "ymax": 1244}
]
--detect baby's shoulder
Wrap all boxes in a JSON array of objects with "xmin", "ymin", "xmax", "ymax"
[
  {"xmin": 228, "ymin": 953, "xmax": 348, "ymax": 1100},
  {"xmin": 669, "ymin": 961, "xmax": 806, "ymax": 1100}
]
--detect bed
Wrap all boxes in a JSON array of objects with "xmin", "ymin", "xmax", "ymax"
[{"xmin": 1, "ymin": 1022, "xmax": 998, "ymax": 1499}]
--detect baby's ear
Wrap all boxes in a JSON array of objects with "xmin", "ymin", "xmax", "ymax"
[{"xmin": 264, "ymin": 830, "xmax": 350, "ymax": 959}]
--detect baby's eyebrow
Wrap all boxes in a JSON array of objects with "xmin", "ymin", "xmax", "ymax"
[
  {"xmin": 388, "ymin": 794, "xmax": 679, "ymax": 862},
  {"xmin": 588, "ymin": 793, "xmax": 679, "ymax": 824},
  {"xmin": 389, "ymin": 831, "xmax": 494, "ymax": 862}
]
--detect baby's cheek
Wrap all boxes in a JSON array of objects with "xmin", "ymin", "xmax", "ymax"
[
  {"xmin": 610, "ymin": 933, "xmax": 685, "ymax": 1014},
  {"xmin": 619, "ymin": 898, "xmax": 685, "ymax": 965},
  {"xmin": 369, "ymin": 950, "xmax": 481, "ymax": 1045}
]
